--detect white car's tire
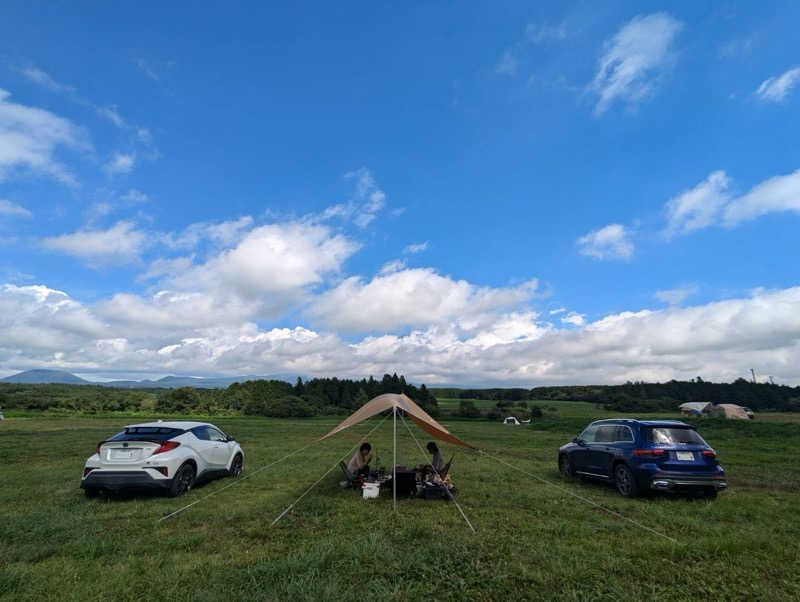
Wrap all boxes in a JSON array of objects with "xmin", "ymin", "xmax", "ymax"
[
  {"xmin": 168, "ymin": 463, "xmax": 195, "ymax": 497},
  {"xmin": 228, "ymin": 454, "xmax": 243, "ymax": 478}
]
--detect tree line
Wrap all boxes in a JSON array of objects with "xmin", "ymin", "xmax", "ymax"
[
  {"xmin": 0, "ymin": 373, "xmax": 440, "ymax": 417},
  {"xmin": 431, "ymin": 379, "xmax": 800, "ymax": 412},
  {"xmin": 3, "ymin": 376, "xmax": 798, "ymax": 418}
]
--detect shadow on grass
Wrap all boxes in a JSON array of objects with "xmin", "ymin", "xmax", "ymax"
[{"xmin": 87, "ymin": 474, "xmax": 224, "ymax": 502}]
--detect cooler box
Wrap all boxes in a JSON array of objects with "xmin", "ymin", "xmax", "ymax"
[{"xmin": 362, "ymin": 481, "xmax": 380, "ymax": 499}]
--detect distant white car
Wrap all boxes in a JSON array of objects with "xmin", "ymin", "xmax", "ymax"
[{"xmin": 81, "ymin": 421, "xmax": 243, "ymax": 498}]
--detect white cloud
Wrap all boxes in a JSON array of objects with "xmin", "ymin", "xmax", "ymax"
[
  {"xmin": 756, "ymin": 67, "xmax": 800, "ymax": 103},
  {"xmin": 121, "ymin": 189, "xmax": 149, "ymax": 204},
  {"xmin": 591, "ymin": 13, "xmax": 682, "ymax": 114},
  {"xmin": 40, "ymin": 220, "xmax": 148, "ymax": 265},
  {"xmin": 135, "ymin": 58, "xmax": 162, "ymax": 82},
  {"xmin": 165, "ymin": 216, "xmax": 255, "ymax": 249},
  {"xmin": 662, "ymin": 168, "xmax": 800, "ymax": 233},
  {"xmin": 549, "ymin": 307, "xmax": 566, "ymax": 315},
  {"xmin": 0, "ymin": 284, "xmax": 107, "ymax": 359},
  {"xmin": 561, "ymin": 311, "xmax": 586, "ymax": 326},
  {"xmin": 654, "ymin": 285, "xmax": 699, "ymax": 305},
  {"xmin": 171, "ymin": 221, "xmax": 359, "ymax": 303},
  {"xmin": 4, "ymin": 281, "xmax": 800, "ymax": 386},
  {"xmin": 345, "ymin": 167, "xmax": 387, "ymax": 228},
  {"xmin": 310, "ymin": 268, "xmax": 538, "ymax": 332},
  {"xmin": 403, "ymin": 241, "xmax": 428, "ymax": 254},
  {"xmin": 722, "ymin": 168, "xmax": 800, "ymax": 226},
  {"xmin": 379, "ymin": 259, "xmax": 406, "ymax": 275},
  {"xmin": 0, "ymin": 89, "xmax": 84, "ymax": 185},
  {"xmin": 137, "ymin": 256, "xmax": 195, "ymax": 281},
  {"xmin": 105, "ymin": 152, "xmax": 135, "ymax": 175},
  {"xmin": 525, "ymin": 22, "xmax": 567, "ymax": 43},
  {"xmin": 664, "ymin": 170, "xmax": 731, "ymax": 236},
  {"xmin": 97, "ymin": 105, "xmax": 125, "ymax": 128},
  {"xmin": 21, "ymin": 67, "xmax": 75, "ymax": 94},
  {"xmin": 577, "ymin": 223, "xmax": 633, "ymax": 260},
  {"xmin": 0, "ymin": 199, "xmax": 33, "ymax": 218},
  {"xmin": 495, "ymin": 51, "xmax": 518, "ymax": 76}
]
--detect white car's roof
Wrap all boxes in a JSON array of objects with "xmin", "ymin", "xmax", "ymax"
[{"xmin": 125, "ymin": 421, "xmax": 211, "ymax": 430}]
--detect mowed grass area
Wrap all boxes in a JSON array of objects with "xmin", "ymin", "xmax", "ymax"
[{"xmin": 1, "ymin": 405, "xmax": 799, "ymax": 601}]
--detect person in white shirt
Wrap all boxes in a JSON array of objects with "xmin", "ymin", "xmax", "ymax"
[{"xmin": 347, "ymin": 442, "xmax": 373, "ymax": 477}]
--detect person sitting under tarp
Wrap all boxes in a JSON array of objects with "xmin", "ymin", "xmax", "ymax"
[
  {"xmin": 426, "ymin": 441, "xmax": 446, "ymax": 475},
  {"xmin": 347, "ymin": 442, "xmax": 373, "ymax": 478},
  {"xmin": 416, "ymin": 441, "xmax": 451, "ymax": 484}
]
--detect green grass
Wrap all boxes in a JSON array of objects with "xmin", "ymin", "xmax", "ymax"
[{"xmin": 1, "ymin": 407, "xmax": 799, "ymax": 601}]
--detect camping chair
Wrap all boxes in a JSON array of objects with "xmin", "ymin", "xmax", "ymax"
[
  {"xmin": 436, "ymin": 456, "xmax": 454, "ymax": 479},
  {"xmin": 339, "ymin": 461, "xmax": 360, "ymax": 489}
]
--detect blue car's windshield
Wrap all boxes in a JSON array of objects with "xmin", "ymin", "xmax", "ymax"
[{"xmin": 644, "ymin": 427, "xmax": 706, "ymax": 446}]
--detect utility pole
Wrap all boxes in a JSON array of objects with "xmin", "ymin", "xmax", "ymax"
[{"xmin": 750, "ymin": 368, "xmax": 757, "ymax": 384}]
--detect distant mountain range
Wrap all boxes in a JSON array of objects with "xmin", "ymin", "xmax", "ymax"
[{"xmin": 0, "ymin": 369, "xmax": 293, "ymax": 389}]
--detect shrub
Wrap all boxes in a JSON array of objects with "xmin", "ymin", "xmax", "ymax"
[
  {"xmin": 263, "ymin": 396, "xmax": 317, "ymax": 418},
  {"xmin": 458, "ymin": 400, "xmax": 482, "ymax": 419}
]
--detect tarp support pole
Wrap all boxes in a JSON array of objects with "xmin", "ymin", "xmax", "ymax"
[{"xmin": 392, "ymin": 405, "xmax": 397, "ymax": 512}]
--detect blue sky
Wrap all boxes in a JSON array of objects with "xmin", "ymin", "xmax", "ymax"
[{"xmin": 1, "ymin": 2, "xmax": 800, "ymax": 385}]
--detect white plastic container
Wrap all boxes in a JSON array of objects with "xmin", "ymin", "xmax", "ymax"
[{"xmin": 362, "ymin": 481, "xmax": 380, "ymax": 499}]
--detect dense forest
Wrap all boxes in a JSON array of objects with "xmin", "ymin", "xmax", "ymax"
[
  {"xmin": 0, "ymin": 373, "xmax": 439, "ymax": 417},
  {"xmin": 433, "ymin": 378, "xmax": 800, "ymax": 412}
]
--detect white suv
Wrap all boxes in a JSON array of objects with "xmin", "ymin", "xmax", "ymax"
[{"xmin": 81, "ymin": 421, "xmax": 244, "ymax": 498}]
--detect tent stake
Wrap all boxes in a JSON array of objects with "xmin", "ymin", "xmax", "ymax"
[{"xmin": 392, "ymin": 406, "xmax": 397, "ymax": 512}]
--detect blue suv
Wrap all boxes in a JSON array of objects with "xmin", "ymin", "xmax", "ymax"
[{"xmin": 558, "ymin": 419, "xmax": 727, "ymax": 498}]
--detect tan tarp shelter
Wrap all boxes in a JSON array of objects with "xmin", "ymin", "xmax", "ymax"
[
  {"xmin": 319, "ymin": 393, "xmax": 475, "ymax": 449},
  {"xmin": 319, "ymin": 393, "xmax": 475, "ymax": 511}
]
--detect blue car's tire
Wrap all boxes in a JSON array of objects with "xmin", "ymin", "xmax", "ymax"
[
  {"xmin": 614, "ymin": 464, "xmax": 641, "ymax": 498},
  {"xmin": 559, "ymin": 454, "xmax": 575, "ymax": 479}
]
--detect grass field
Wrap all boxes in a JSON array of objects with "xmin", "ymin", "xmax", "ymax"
[{"xmin": 1, "ymin": 404, "xmax": 799, "ymax": 601}]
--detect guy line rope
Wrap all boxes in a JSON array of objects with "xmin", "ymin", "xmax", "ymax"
[
  {"xmin": 159, "ymin": 415, "xmax": 387, "ymax": 523},
  {"xmin": 399, "ymin": 412, "xmax": 476, "ymax": 534},
  {"xmin": 270, "ymin": 413, "xmax": 389, "ymax": 527},
  {"xmin": 477, "ymin": 450, "xmax": 679, "ymax": 545}
]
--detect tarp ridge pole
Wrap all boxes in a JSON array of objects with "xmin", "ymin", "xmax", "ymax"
[
  {"xmin": 392, "ymin": 405, "xmax": 397, "ymax": 513},
  {"xmin": 477, "ymin": 450, "xmax": 678, "ymax": 545},
  {"xmin": 400, "ymin": 413, "xmax": 476, "ymax": 534},
  {"xmin": 270, "ymin": 413, "xmax": 389, "ymax": 528}
]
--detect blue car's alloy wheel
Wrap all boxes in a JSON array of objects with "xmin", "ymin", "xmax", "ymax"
[{"xmin": 614, "ymin": 464, "xmax": 640, "ymax": 497}]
